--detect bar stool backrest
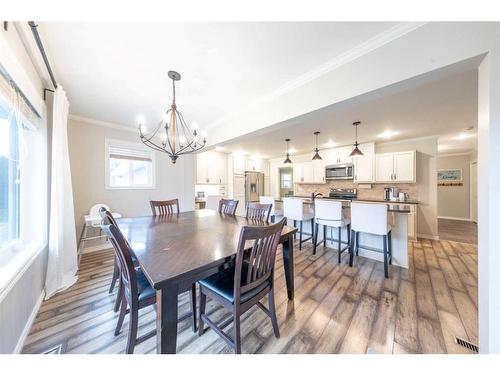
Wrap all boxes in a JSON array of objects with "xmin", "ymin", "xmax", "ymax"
[
  {"xmin": 315, "ymin": 199, "xmax": 343, "ymax": 222},
  {"xmin": 259, "ymin": 196, "xmax": 276, "ymax": 216},
  {"xmin": 283, "ymin": 197, "xmax": 304, "ymax": 221},
  {"xmin": 351, "ymin": 202, "xmax": 388, "ymax": 235}
]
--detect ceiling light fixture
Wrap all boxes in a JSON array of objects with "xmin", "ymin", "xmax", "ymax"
[
  {"xmin": 312, "ymin": 131, "xmax": 322, "ymax": 161},
  {"xmin": 349, "ymin": 121, "xmax": 364, "ymax": 157},
  {"xmin": 284, "ymin": 139, "xmax": 292, "ymax": 164},
  {"xmin": 138, "ymin": 70, "xmax": 206, "ymax": 164},
  {"xmin": 378, "ymin": 129, "xmax": 399, "ymax": 139}
]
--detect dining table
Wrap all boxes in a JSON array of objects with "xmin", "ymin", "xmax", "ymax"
[{"xmin": 116, "ymin": 209, "xmax": 298, "ymax": 354}]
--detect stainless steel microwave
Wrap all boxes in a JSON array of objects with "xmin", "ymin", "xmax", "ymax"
[{"xmin": 325, "ymin": 163, "xmax": 354, "ymax": 180}]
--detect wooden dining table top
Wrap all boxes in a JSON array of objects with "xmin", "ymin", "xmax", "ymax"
[{"xmin": 116, "ymin": 209, "xmax": 297, "ymax": 289}]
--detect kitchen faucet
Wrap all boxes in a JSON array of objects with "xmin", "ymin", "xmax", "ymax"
[{"xmin": 311, "ymin": 192, "xmax": 323, "ymax": 200}]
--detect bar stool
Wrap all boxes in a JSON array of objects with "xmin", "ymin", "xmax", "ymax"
[
  {"xmin": 259, "ymin": 196, "xmax": 282, "ymax": 223},
  {"xmin": 283, "ymin": 197, "xmax": 314, "ymax": 251},
  {"xmin": 350, "ymin": 202, "xmax": 392, "ymax": 278},
  {"xmin": 313, "ymin": 199, "xmax": 351, "ymax": 263}
]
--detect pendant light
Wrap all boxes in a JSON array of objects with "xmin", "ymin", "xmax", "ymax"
[
  {"xmin": 312, "ymin": 131, "xmax": 322, "ymax": 160},
  {"xmin": 284, "ymin": 138, "xmax": 292, "ymax": 164},
  {"xmin": 349, "ymin": 121, "xmax": 364, "ymax": 157}
]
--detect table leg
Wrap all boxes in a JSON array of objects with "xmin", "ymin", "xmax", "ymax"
[
  {"xmin": 156, "ymin": 284, "xmax": 179, "ymax": 354},
  {"xmin": 282, "ymin": 233, "xmax": 295, "ymax": 300}
]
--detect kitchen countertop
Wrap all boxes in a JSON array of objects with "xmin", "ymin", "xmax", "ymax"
[
  {"xmin": 275, "ymin": 196, "xmax": 413, "ymax": 213},
  {"xmin": 276, "ymin": 195, "xmax": 418, "ymax": 204}
]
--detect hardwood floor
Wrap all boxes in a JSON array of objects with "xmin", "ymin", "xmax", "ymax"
[
  {"xmin": 22, "ymin": 238, "xmax": 478, "ymax": 354},
  {"xmin": 438, "ymin": 218, "xmax": 478, "ymax": 244}
]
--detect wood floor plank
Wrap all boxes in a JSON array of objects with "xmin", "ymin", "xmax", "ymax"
[
  {"xmin": 23, "ymin": 236, "xmax": 478, "ymax": 354},
  {"xmin": 338, "ymin": 295, "xmax": 378, "ymax": 353}
]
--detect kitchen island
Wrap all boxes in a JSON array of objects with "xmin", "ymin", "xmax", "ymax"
[{"xmin": 275, "ymin": 198, "xmax": 413, "ymax": 269}]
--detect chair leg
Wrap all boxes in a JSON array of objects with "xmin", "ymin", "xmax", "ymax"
[
  {"xmin": 234, "ymin": 310, "xmax": 241, "ymax": 354},
  {"xmin": 338, "ymin": 227, "xmax": 342, "ymax": 264},
  {"xmin": 349, "ymin": 230, "xmax": 355, "ymax": 267},
  {"xmin": 269, "ymin": 288, "xmax": 280, "ymax": 338},
  {"xmin": 383, "ymin": 234, "xmax": 389, "ymax": 278},
  {"xmin": 190, "ymin": 283, "xmax": 197, "ymax": 332},
  {"xmin": 198, "ymin": 290, "xmax": 206, "ymax": 336},
  {"xmin": 355, "ymin": 231, "xmax": 360, "ymax": 256},
  {"xmin": 114, "ymin": 293, "xmax": 126, "ymax": 336},
  {"xmin": 113, "ymin": 279, "xmax": 123, "ymax": 313},
  {"xmin": 299, "ymin": 221, "xmax": 303, "ymax": 251},
  {"xmin": 293, "ymin": 220, "xmax": 297, "ymax": 239},
  {"xmin": 125, "ymin": 307, "xmax": 138, "ymax": 354},
  {"xmin": 313, "ymin": 222, "xmax": 319, "ymax": 255},
  {"xmin": 388, "ymin": 230, "xmax": 393, "ymax": 265},
  {"xmin": 109, "ymin": 257, "xmax": 119, "ymax": 293},
  {"xmin": 310, "ymin": 218, "xmax": 314, "ymax": 243},
  {"xmin": 323, "ymin": 225, "xmax": 327, "ymax": 248},
  {"xmin": 271, "ymin": 215, "xmax": 275, "ymax": 223}
]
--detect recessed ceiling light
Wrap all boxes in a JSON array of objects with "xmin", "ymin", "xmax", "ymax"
[
  {"xmin": 288, "ymin": 147, "xmax": 297, "ymax": 154},
  {"xmin": 214, "ymin": 146, "xmax": 225, "ymax": 152},
  {"xmin": 378, "ymin": 130, "xmax": 399, "ymax": 139},
  {"xmin": 324, "ymin": 140, "xmax": 336, "ymax": 148},
  {"xmin": 454, "ymin": 132, "xmax": 474, "ymax": 140}
]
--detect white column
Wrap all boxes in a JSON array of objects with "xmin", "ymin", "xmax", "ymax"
[{"xmin": 478, "ymin": 49, "xmax": 500, "ymax": 353}]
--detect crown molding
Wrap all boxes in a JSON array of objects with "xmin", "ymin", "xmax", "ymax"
[
  {"xmin": 68, "ymin": 114, "xmax": 137, "ymax": 133},
  {"xmin": 206, "ymin": 22, "xmax": 428, "ymax": 130},
  {"xmin": 437, "ymin": 151, "xmax": 474, "ymax": 157}
]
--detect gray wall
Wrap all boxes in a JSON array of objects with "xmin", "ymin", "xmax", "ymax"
[
  {"xmin": 437, "ymin": 154, "xmax": 472, "ymax": 220},
  {"xmin": 0, "ymin": 24, "xmax": 48, "ymax": 353},
  {"xmin": 376, "ymin": 136, "xmax": 439, "ymax": 239},
  {"xmin": 68, "ymin": 117, "xmax": 196, "ymax": 233}
]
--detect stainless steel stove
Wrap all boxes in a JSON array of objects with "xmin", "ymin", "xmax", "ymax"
[{"xmin": 329, "ymin": 188, "xmax": 357, "ymax": 200}]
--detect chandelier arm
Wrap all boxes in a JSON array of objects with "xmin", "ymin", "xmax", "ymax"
[
  {"xmin": 140, "ymin": 136, "xmax": 170, "ymax": 154},
  {"xmin": 177, "ymin": 110, "xmax": 205, "ymax": 151}
]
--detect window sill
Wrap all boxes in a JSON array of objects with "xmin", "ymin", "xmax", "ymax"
[{"xmin": 0, "ymin": 241, "xmax": 46, "ymax": 303}]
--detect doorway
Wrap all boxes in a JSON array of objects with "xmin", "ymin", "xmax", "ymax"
[{"xmin": 470, "ymin": 161, "xmax": 478, "ymax": 223}]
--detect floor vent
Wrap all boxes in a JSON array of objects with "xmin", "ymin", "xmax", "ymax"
[
  {"xmin": 455, "ymin": 336, "xmax": 479, "ymax": 353},
  {"xmin": 43, "ymin": 344, "xmax": 62, "ymax": 354}
]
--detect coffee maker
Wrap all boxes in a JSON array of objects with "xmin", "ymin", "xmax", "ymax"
[{"xmin": 384, "ymin": 187, "xmax": 399, "ymax": 201}]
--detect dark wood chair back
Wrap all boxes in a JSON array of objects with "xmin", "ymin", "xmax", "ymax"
[
  {"xmin": 234, "ymin": 218, "xmax": 286, "ymax": 301},
  {"xmin": 101, "ymin": 218, "xmax": 139, "ymax": 307},
  {"xmin": 150, "ymin": 199, "xmax": 180, "ymax": 215},
  {"xmin": 218, "ymin": 199, "xmax": 239, "ymax": 215},
  {"xmin": 99, "ymin": 207, "xmax": 118, "ymax": 226},
  {"xmin": 245, "ymin": 202, "xmax": 272, "ymax": 222}
]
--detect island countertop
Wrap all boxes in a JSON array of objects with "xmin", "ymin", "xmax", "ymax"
[{"xmin": 275, "ymin": 197, "xmax": 413, "ymax": 213}]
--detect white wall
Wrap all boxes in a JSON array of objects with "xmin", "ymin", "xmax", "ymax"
[
  {"xmin": 0, "ymin": 24, "xmax": 48, "ymax": 353},
  {"xmin": 68, "ymin": 117, "xmax": 195, "ymax": 232},
  {"xmin": 437, "ymin": 154, "xmax": 472, "ymax": 220}
]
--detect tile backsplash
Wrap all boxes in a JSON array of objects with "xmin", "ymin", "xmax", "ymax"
[{"xmin": 294, "ymin": 180, "xmax": 417, "ymax": 201}]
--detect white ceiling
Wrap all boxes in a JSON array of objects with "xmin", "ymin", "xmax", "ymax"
[
  {"xmin": 39, "ymin": 22, "xmax": 399, "ymax": 130},
  {"xmin": 217, "ymin": 67, "xmax": 479, "ymax": 158}
]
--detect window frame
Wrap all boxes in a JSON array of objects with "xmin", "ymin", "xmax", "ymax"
[{"xmin": 104, "ymin": 138, "xmax": 156, "ymax": 190}]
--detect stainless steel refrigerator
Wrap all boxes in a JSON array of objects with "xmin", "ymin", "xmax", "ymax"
[{"xmin": 245, "ymin": 171, "xmax": 264, "ymax": 202}]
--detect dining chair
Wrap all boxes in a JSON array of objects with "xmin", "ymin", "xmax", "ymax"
[
  {"xmin": 101, "ymin": 217, "xmax": 197, "ymax": 353},
  {"xmin": 350, "ymin": 202, "xmax": 392, "ymax": 278},
  {"xmin": 259, "ymin": 196, "xmax": 281, "ymax": 223},
  {"xmin": 245, "ymin": 202, "xmax": 272, "ymax": 222},
  {"xmin": 198, "ymin": 218, "xmax": 286, "ymax": 354},
  {"xmin": 150, "ymin": 199, "xmax": 179, "ymax": 215},
  {"xmin": 219, "ymin": 198, "xmax": 239, "ymax": 215}
]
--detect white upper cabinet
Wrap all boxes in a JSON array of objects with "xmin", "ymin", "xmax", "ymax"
[
  {"xmin": 353, "ymin": 143, "xmax": 375, "ymax": 183},
  {"xmin": 311, "ymin": 160, "xmax": 326, "ymax": 183},
  {"xmin": 245, "ymin": 157, "xmax": 262, "ymax": 172},
  {"xmin": 232, "ymin": 153, "xmax": 246, "ymax": 175},
  {"xmin": 393, "ymin": 151, "xmax": 416, "ymax": 182},
  {"xmin": 375, "ymin": 153, "xmax": 394, "ymax": 182},
  {"xmin": 196, "ymin": 151, "xmax": 228, "ymax": 184},
  {"xmin": 293, "ymin": 160, "xmax": 325, "ymax": 184},
  {"xmin": 323, "ymin": 145, "xmax": 353, "ymax": 165},
  {"xmin": 375, "ymin": 151, "xmax": 416, "ymax": 183}
]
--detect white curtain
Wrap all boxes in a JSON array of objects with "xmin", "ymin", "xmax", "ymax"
[{"xmin": 45, "ymin": 86, "xmax": 78, "ymax": 299}]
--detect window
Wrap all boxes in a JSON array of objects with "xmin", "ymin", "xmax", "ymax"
[
  {"xmin": 280, "ymin": 171, "xmax": 292, "ymax": 189},
  {"xmin": 0, "ymin": 116, "xmax": 20, "ymax": 248},
  {"xmin": 105, "ymin": 139, "xmax": 155, "ymax": 189}
]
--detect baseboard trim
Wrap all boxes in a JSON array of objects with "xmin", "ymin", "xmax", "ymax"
[
  {"xmin": 417, "ymin": 233, "xmax": 440, "ymax": 241},
  {"xmin": 13, "ymin": 290, "xmax": 45, "ymax": 353},
  {"xmin": 438, "ymin": 216, "xmax": 473, "ymax": 222}
]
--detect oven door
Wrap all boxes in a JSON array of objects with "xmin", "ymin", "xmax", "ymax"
[{"xmin": 325, "ymin": 164, "xmax": 354, "ymax": 180}]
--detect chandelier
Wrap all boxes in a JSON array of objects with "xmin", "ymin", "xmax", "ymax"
[{"xmin": 138, "ymin": 71, "xmax": 206, "ymax": 163}]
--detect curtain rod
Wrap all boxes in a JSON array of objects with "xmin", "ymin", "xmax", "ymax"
[{"xmin": 28, "ymin": 21, "xmax": 58, "ymax": 91}]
